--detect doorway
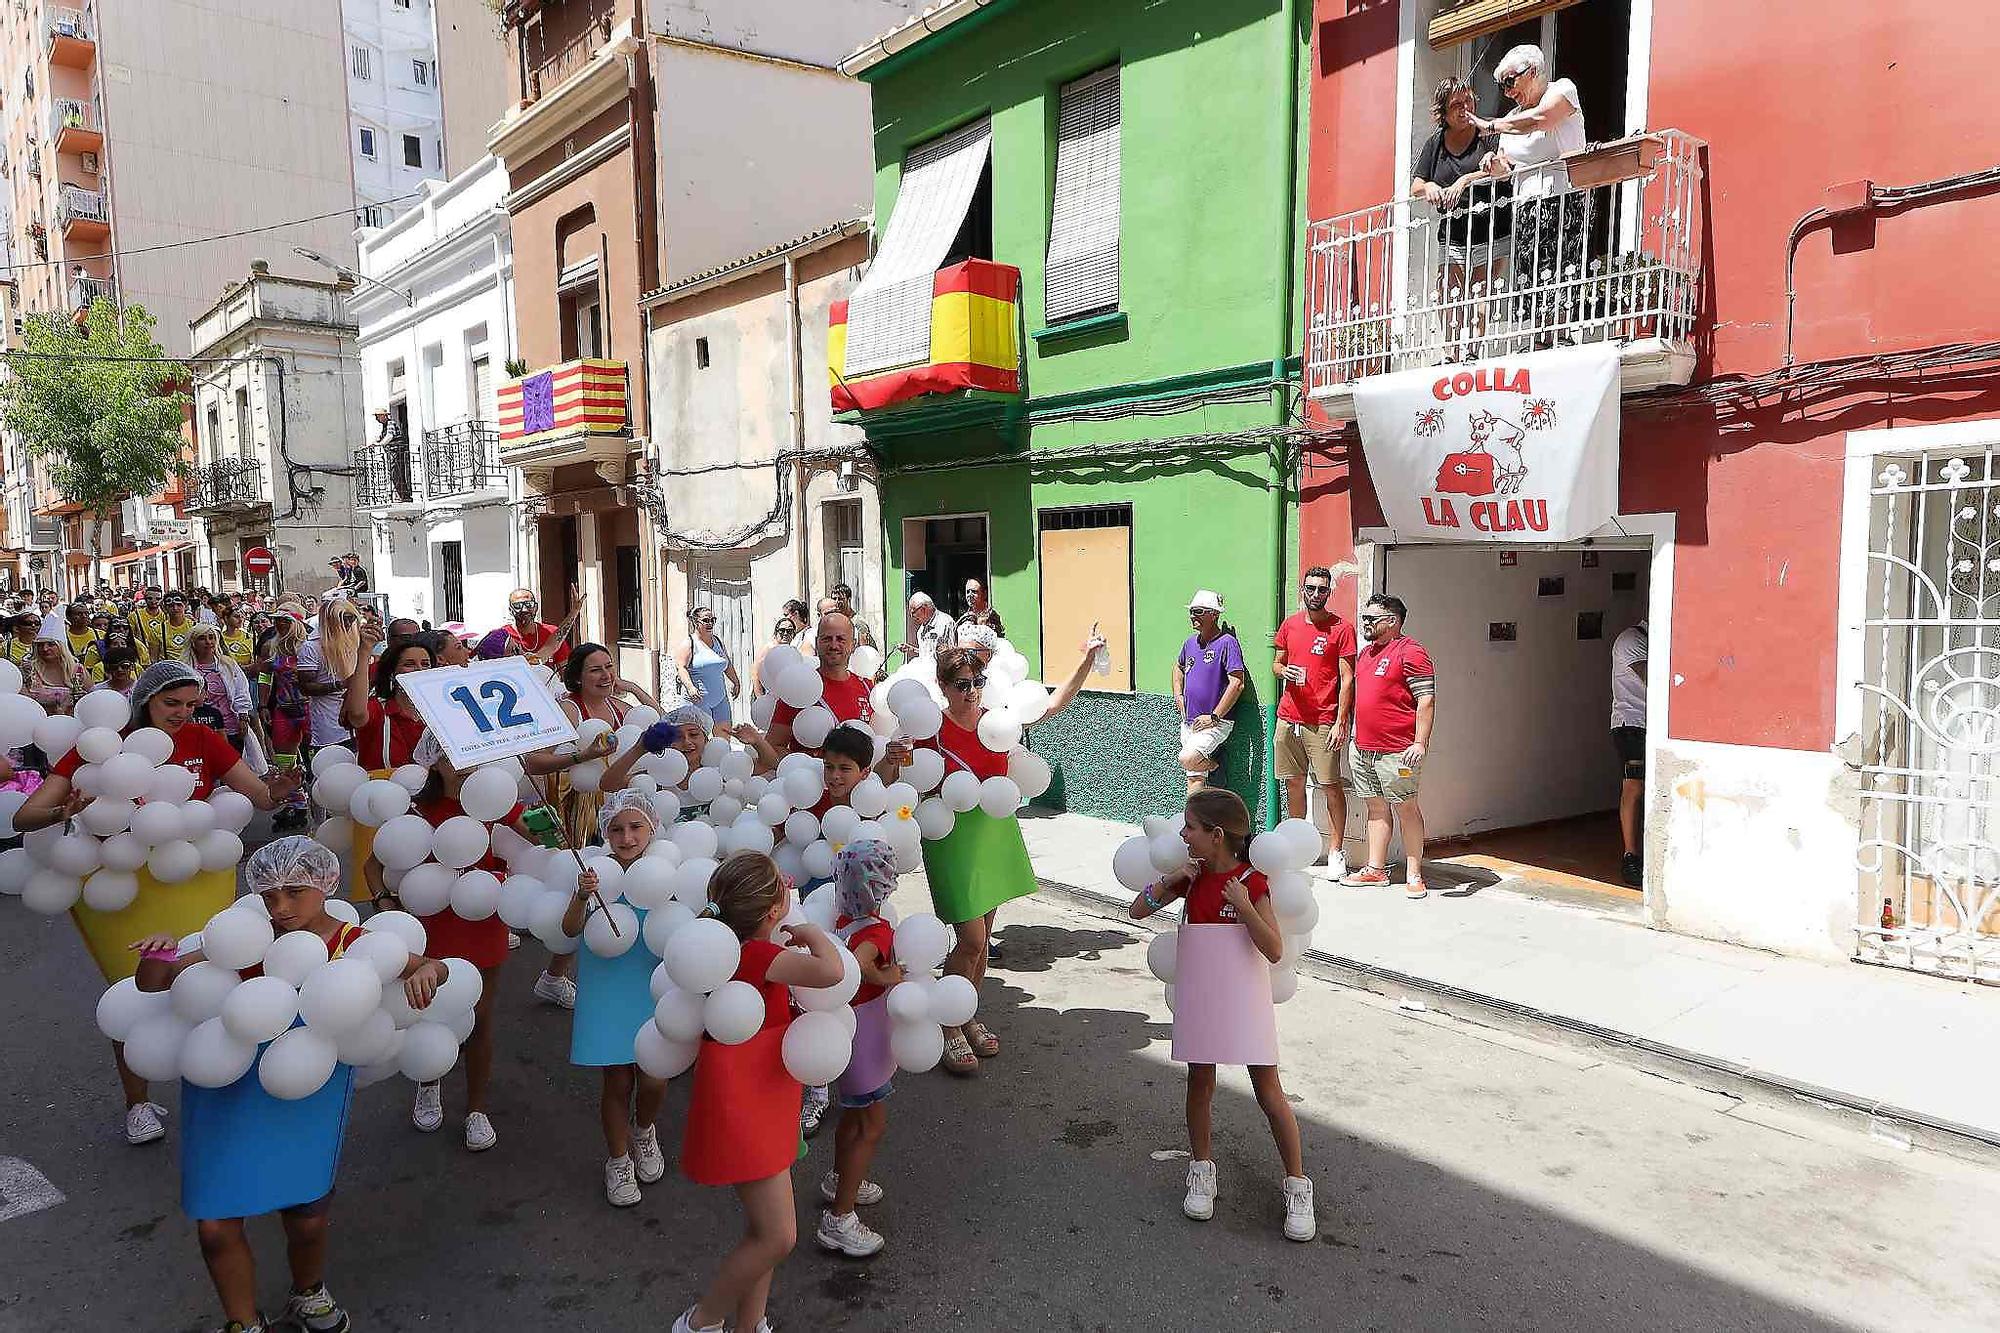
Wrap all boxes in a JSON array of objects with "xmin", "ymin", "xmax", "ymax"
[
  {"xmin": 1380, "ymin": 538, "xmax": 1651, "ymax": 897},
  {"xmin": 901, "ymin": 513, "xmax": 989, "ymax": 639}
]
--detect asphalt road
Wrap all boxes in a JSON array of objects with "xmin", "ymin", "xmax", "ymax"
[{"xmin": 3, "ymin": 855, "xmax": 1998, "ymax": 1331}]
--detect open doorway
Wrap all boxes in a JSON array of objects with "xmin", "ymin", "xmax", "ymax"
[
  {"xmin": 901, "ymin": 513, "xmax": 989, "ymax": 641},
  {"xmin": 1381, "ymin": 538, "xmax": 1651, "ymax": 898}
]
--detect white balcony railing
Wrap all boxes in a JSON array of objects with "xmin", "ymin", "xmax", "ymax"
[
  {"xmin": 1306, "ymin": 129, "xmax": 1706, "ymax": 401},
  {"xmin": 59, "ymin": 184, "xmax": 107, "ymax": 226},
  {"xmin": 47, "ymin": 7, "xmax": 92, "ymax": 43},
  {"xmin": 51, "ymin": 96, "xmax": 96, "ymax": 140},
  {"xmin": 69, "ymin": 274, "xmax": 114, "ymax": 308}
]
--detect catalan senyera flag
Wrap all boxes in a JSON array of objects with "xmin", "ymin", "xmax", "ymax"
[
  {"xmin": 497, "ymin": 359, "xmax": 629, "ymax": 446},
  {"xmin": 829, "ymin": 260, "xmax": 1020, "ymax": 413}
]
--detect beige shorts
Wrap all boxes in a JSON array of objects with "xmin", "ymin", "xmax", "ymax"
[
  {"xmin": 1179, "ymin": 719, "xmax": 1234, "ymax": 764},
  {"xmin": 1274, "ymin": 721, "xmax": 1342, "ymax": 785},
  {"xmin": 1349, "ymin": 744, "xmax": 1422, "ymax": 803}
]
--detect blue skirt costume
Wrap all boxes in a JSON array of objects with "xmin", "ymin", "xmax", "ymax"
[
  {"xmin": 180, "ymin": 1035, "xmax": 355, "ymax": 1221},
  {"xmin": 571, "ymin": 905, "xmax": 660, "ymax": 1067}
]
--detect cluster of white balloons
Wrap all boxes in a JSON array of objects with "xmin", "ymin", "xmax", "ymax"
[
  {"xmin": 94, "ymin": 900, "xmax": 479, "ymax": 1098},
  {"xmin": 1133, "ymin": 815, "xmax": 1326, "ymax": 1008},
  {"xmin": 0, "ymin": 690, "xmax": 258, "ymax": 912}
]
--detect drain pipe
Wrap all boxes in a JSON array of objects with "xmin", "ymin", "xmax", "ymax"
[
  {"xmin": 1265, "ymin": 0, "xmax": 1302, "ymax": 830},
  {"xmin": 786, "ymin": 255, "xmax": 809, "ymax": 600}
]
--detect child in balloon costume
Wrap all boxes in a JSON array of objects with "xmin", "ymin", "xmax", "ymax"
[
  {"xmin": 819, "ymin": 840, "xmax": 903, "ymax": 1258},
  {"xmin": 123, "ymin": 836, "xmax": 466, "ymax": 1333}
]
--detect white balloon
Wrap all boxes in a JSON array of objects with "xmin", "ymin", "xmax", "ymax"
[
  {"xmin": 1147, "ymin": 931, "xmax": 1179, "ymax": 983},
  {"xmin": 262, "ymin": 929, "xmax": 330, "ymax": 986},
  {"xmin": 652, "ymin": 984, "xmax": 707, "ymax": 1043},
  {"xmin": 170, "ymin": 960, "xmax": 242, "ymax": 1026},
  {"xmin": 98, "ymin": 752, "xmax": 158, "ymax": 802},
  {"xmin": 215, "ymin": 974, "xmax": 301, "ymax": 1045},
  {"xmin": 929, "ymin": 973, "xmax": 979, "ymax": 1027},
  {"xmin": 776, "ymin": 668, "xmax": 824, "ymax": 709},
  {"xmin": 314, "ymin": 815, "xmax": 355, "ymax": 854},
  {"xmin": 620, "ymin": 859, "xmax": 675, "ymax": 911},
  {"xmin": 820, "ymin": 805, "xmax": 861, "ymax": 847},
  {"xmin": 1113, "ymin": 836, "xmax": 1156, "ymax": 892},
  {"xmin": 195, "ymin": 829, "xmax": 245, "ymax": 874},
  {"xmin": 450, "ymin": 868, "xmax": 503, "ymax": 921},
  {"xmin": 345, "ymin": 928, "xmax": 410, "ymax": 984},
  {"xmin": 98, "ymin": 831, "xmax": 150, "ymax": 873},
  {"xmin": 122, "ymin": 1013, "xmax": 192, "ymax": 1081},
  {"xmin": 366, "ymin": 910, "xmax": 428, "ymax": 956},
  {"xmin": 1008, "ymin": 749, "xmax": 1052, "ymax": 800},
  {"xmin": 900, "ymin": 748, "xmax": 945, "ymax": 795},
  {"xmin": 891, "ymin": 1020, "xmax": 945, "ymax": 1073},
  {"xmin": 671, "ymin": 856, "xmax": 719, "ymax": 909},
  {"xmin": 1150, "ymin": 834, "xmax": 1190, "ymax": 876},
  {"xmin": 885, "ymin": 980, "xmax": 932, "ymax": 1026},
  {"xmin": 977, "ymin": 710, "xmax": 1022, "ymax": 754},
  {"xmin": 802, "ymin": 883, "xmax": 839, "ymax": 931},
  {"xmin": 753, "ymin": 792, "xmax": 792, "ymax": 828},
  {"xmin": 1249, "ymin": 830, "xmax": 1297, "ymax": 875},
  {"xmin": 126, "ymin": 801, "xmax": 184, "ymax": 848},
  {"xmin": 456, "ymin": 764, "xmax": 519, "ymax": 822},
  {"xmin": 200, "ymin": 787, "xmax": 252, "ymax": 834},
  {"xmin": 1270, "ymin": 965, "xmax": 1299, "ymax": 1005},
  {"xmin": 177, "ymin": 799, "xmax": 219, "ymax": 839},
  {"xmin": 356, "ymin": 778, "xmax": 412, "ymax": 828},
  {"xmin": 569, "ymin": 760, "xmax": 605, "ymax": 795},
  {"xmin": 432, "ymin": 816, "xmax": 491, "ymax": 871},
  {"xmin": 398, "ymin": 1022, "xmax": 461, "ymax": 1082},
  {"xmin": 914, "ymin": 797, "xmax": 955, "ymax": 840},
  {"xmin": 648, "ymin": 747, "xmax": 691, "ymax": 788},
  {"xmin": 335, "ymin": 1007, "xmax": 399, "ymax": 1067},
  {"xmin": 200, "ymin": 906, "xmax": 275, "ymax": 970},
  {"xmin": 69, "ymin": 687, "xmax": 128, "ymax": 731},
  {"xmin": 894, "ymin": 913, "xmax": 952, "ymax": 972},
  {"xmin": 896, "ymin": 695, "xmax": 943, "ymax": 741},
  {"xmin": 662, "ymin": 917, "xmax": 741, "ymax": 995},
  {"xmin": 493, "ymin": 874, "xmax": 543, "ymax": 929},
  {"xmin": 703, "ymin": 980, "xmax": 766, "ymax": 1045},
  {"xmin": 642, "ymin": 900, "xmax": 695, "ymax": 956},
  {"xmin": 21, "ymin": 869, "xmax": 82, "ymax": 914},
  {"xmin": 78, "ymin": 797, "xmax": 137, "ymax": 840},
  {"xmin": 390, "ymin": 862, "xmax": 451, "ymax": 916},
  {"xmin": 432, "ymin": 957, "xmax": 485, "ymax": 1015},
  {"xmin": 0, "ymin": 844, "xmax": 29, "ymax": 895},
  {"xmin": 793, "ymin": 945, "xmax": 861, "ymax": 1012},
  {"xmin": 529, "ymin": 892, "xmax": 579, "ymax": 954},
  {"xmin": 685, "ymin": 767, "xmax": 725, "ymax": 806},
  {"xmin": 147, "ymin": 839, "xmax": 202, "ymax": 885},
  {"xmin": 372, "ymin": 815, "xmax": 437, "ymax": 871},
  {"xmin": 633, "ymin": 1023, "xmax": 699, "ymax": 1079},
  {"xmin": 782, "ymin": 810, "xmax": 820, "ymax": 848},
  {"xmin": 0, "ymin": 692, "xmax": 43, "ymax": 749},
  {"xmin": 801, "ymin": 839, "xmax": 836, "ymax": 881},
  {"xmin": 96, "ymin": 976, "xmax": 166, "ymax": 1041},
  {"xmin": 298, "ymin": 957, "xmax": 385, "ymax": 1036},
  {"xmin": 0, "ymin": 790, "xmax": 29, "ymax": 840},
  {"xmin": 144, "ymin": 764, "xmax": 199, "ymax": 806},
  {"xmin": 782, "ymin": 1009, "xmax": 854, "ymax": 1085},
  {"xmin": 584, "ymin": 901, "xmax": 640, "ymax": 958},
  {"xmin": 791, "ymin": 705, "xmax": 836, "ymax": 750},
  {"xmin": 978, "ymin": 776, "xmax": 1022, "ymax": 820},
  {"xmin": 75, "ymin": 726, "xmax": 124, "ymax": 765},
  {"xmin": 939, "ymin": 770, "xmax": 981, "ymax": 814},
  {"xmin": 49, "ymin": 830, "xmax": 104, "ymax": 877}
]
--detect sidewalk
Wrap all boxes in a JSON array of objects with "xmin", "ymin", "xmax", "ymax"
[{"xmin": 1017, "ymin": 808, "xmax": 2000, "ymax": 1145}]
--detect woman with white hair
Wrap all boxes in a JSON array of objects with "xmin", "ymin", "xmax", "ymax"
[{"xmin": 1471, "ymin": 43, "xmax": 1588, "ymax": 343}]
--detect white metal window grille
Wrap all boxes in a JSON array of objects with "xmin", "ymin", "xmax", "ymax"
[
  {"xmin": 1855, "ymin": 446, "xmax": 2000, "ymax": 980},
  {"xmin": 352, "ymin": 45, "xmax": 371, "ymax": 80},
  {"xmin": 1044, "ymin": 66, "xmax": 1121, "ymax": 323},
  {"xmin": 842, "ymin": 117, "xmax": 993, "ymax": 378}
]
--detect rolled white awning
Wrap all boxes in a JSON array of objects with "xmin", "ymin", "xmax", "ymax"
[{"xmin": 842, "ymin": 117, "xmax": 993, "ymax": 379}]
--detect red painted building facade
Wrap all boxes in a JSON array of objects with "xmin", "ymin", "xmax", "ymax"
[{"xmin": 1301, "ymin": 0, "xmax": 2000, "ymax": 972}]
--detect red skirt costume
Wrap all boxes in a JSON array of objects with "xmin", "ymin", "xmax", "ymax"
[
  {"xmin": 409, "ymin": 794, "xmax": 516, "ymax": 969},
  {"xmin": 681, "ymin": 938, "xmax": 803, "ymax": 1186}
]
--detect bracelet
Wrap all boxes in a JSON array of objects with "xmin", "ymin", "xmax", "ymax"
[{"xmin": 1140, "ymin": 885, "xmax": 1164, "ymax": 913}]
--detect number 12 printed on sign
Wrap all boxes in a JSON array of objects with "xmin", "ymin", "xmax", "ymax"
[
  {"xmin": 398, "ymin": 657, "xmax": 578, "ymax": 768},
  {"xmin": 447, "ymin": 679, "xmax": 535, "ymax": 733}
]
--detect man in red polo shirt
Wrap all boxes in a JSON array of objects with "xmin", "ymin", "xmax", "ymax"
[
  {"xmin": 768, "ymin": 612, "xmax": 873, "ymax": 753},
  {"xmin": 1271, "ymin": 566, "xmax": 1355, "ymax": 876},
  {"xmin": 503, "ymin": 587, "xmax": 570, "ymax": 668},
  {"xmin": 1342, "ymin": 594, "xmax": 1435, "ymax": 899}
]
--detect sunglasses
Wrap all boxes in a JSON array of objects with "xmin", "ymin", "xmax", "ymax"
[
  {"xmin": 1302, "ymin": 585, "xmax": 1332, "ymax": 596},
  {"xmin": 1499, "ymin": 70, "xmax": 1526, "ymax": 90},
  {"xmin": 1359, "ymin": 614, "xmax": 1395, "ymax": 626},
  {"xmin": 774, "ymin": 625, "xmax": 795, "ymax": 636},
  {"xmin": 946, "ymin": 675, "xmax": 987, "ymax": 693}
]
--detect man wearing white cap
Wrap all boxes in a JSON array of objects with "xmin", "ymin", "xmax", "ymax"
[{"xmin": 1173, "ymin": 590, "xmax": 1245, "ymax": 794}]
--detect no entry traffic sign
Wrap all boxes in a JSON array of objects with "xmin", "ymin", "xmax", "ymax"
[{"xmin": 243, "ymin": 546, "xmax": 276, "ymax": 577}]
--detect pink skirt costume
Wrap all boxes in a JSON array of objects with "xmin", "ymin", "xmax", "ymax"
[
  {"xmin": 834, "ymin": 915, "xmax": 897, "ymax": 1104},
  {"xmin": 681, "ymin": 939, "xmax": 803, "ymax": 1186},
  {"xmin": 1170, "ymin": 868, "xmax": 1278, "ymax": 1067}
]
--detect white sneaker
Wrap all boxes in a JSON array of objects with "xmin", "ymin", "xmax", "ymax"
[
  {"xmin": 1183, "ymin": 1159, "xmax": 1217, "ymax": 1220},
  {"xmin": 815, "ymin": 1209, "xmax": 885, "ymax": 1257},
  {"xmin": 506, "ymin": 932, "xmax": 521, "ymax": 950},
  {"xmin": 605, "ymin": 1155, "xmax": 641, "ymax": 1207},
  {"xmin": 819, "ymin": 1168, "xmax": 884, "ymax": 1206},
  {"xmin": 125, "ymin": 1100, "xmax": 166, "ymax": 1145},
  {"xmin": 411, "ymin": 1081, "xmax": 443, "ymax": 1132},
  {"xmin": 671, "ymin": 1306, "xmax": 723, "ymax": 1333},
  {"xmin": 800, "ymin": 1084, "xmax": 829, "ymax": 1137},
  {"xmin": 533, "ymin": 970, "xmax": 577, "ymax": 1009},
  {"xmin": 464, "ymin": 1111, "xmax": 497, "ymax": 1152},
  {"xmin": 631, "ymin": 1124, "xmax": 665, "ymax": 1183},
  {"xmin": 1282, "ymin": 1175, "xmax": 1316, "ymax": 1242}
]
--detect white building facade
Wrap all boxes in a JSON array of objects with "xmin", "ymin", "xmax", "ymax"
[
  {"xmin": 344, "ymin": 0, "xmax": 447, "ymax": 228},
  {"xmin": 186, "ymin": 268, "xmax": 367, "ymax": 596},
  {"xmin": 353, "ymin": 154, "xmax": 521, "ymax": 631}
]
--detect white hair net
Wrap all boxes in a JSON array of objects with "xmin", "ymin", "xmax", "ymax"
[
  {"xmin": 130, "ymin": 660, "xmax": 202, "ymax": 721},
  {"xmin": 958, "ymin": 624, "xmax": 1000, "ymax": 654},
  {"xmin": 245, "ymin": 835, "xmax": 342, "ymax": 896},
  {"xmin": 597, "ymin": 787, "xmax": 663, "ymax": 842},
  {"xmin": 663, "ymin": 702, "xmax": 713, "ymax": 740}
]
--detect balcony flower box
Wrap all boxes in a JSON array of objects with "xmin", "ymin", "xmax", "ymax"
[{"xmin": 1562, "ymin": 134, "xmax": 1668, "ymax": 191}]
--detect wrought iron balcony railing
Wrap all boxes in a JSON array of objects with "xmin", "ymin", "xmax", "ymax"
[
  {"xmin": 423, "ymin": 420, "xmax": 504, "ymax": 497},
  {"xmin": 186, "ymin": 457, "xmax": 266, "ymax": 512},
  {"xmin": 353, "ymin": 439, "xmax": 419, "ymax": 509}
]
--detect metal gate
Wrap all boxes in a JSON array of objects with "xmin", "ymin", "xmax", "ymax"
[{"xmin": 1855, "ymin": 446, "xmax": 2000, "ymax": 980}]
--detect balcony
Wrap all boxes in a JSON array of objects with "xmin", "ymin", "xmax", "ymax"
[
  {"xmin": 185, "ymin": 458, "xmax": 267, "ymax": 513},
  {"xmin": 68, "ymin": 274, "xmax": 114, "ymax": 310},
  {"xmin": 1305, "ymin": 130, "xmax": 1706, "ymax": 414},
  {"xmin": 51, "ymin": 98, "xmax": 100, "ymax": 156},
  {"xmin": 46, "ymin": 7, "xmax": 94, "ymax": 68},
  {"xmin": 424, "ymin": 420, "xmax": 507, "ymax": 499},
  {"xmin": 25, "ymin": 144, "xmax": 39, "ymax": 179},
  {"xmin": 496, "ymin": 358, "xmax": 629, "ymax": 470},
  {"xmin": 58, "ymin": 185, "xmax": 108, "ymax": 241},
  {"xmin": 829, "ymin": 260, "xmax": 1023, "ymax": 435},
  {"xmin": 353, "ymin": 439, "xmax": 421, "ymax": 512}
]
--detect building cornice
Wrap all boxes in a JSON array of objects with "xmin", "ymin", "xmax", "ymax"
[
  {"xmin": 502, "ymin": 124, "xmax": 631, "ymax": 213},
  {"xmin": 486, "ymin": 29, "xmax": 639, "ymax": 170}
]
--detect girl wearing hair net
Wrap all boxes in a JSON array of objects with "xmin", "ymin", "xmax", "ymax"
[
  {"xmin": 12, "ymin": 659, "xmax": 305, "ymax": 1147},
  {"xmin": 819, "ymin": 840, "xmax": 906, "ymax": 1260},
  {"xmin": 563, "ymin": 788, "xmax": 673, "ymax": 1207},
  {"xmin": 363, "ymin": 731, "xmax": 531, "ymax": 1154},
  {"xmin": 130, "ymin": 835, "xmax": 448, "ymax": 1333}
]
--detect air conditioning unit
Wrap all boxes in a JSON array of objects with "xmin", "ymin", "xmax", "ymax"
[
  {"xmin": 836, "ymin": 460, "xmax": 859, "ymax": 494},
  {"xmin": 79, "ymin": 151, "xmax": 98, "ymax": 174}
]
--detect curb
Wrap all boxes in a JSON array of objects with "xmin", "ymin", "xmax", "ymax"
[{"xmin": 1025, "ymin": 875, "xmax": 2000, "ymax": 1169}]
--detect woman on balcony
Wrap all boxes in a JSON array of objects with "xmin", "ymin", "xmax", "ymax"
[
  {"xmin": 1472, "ymin": 44, "xmax": 1588, "ymax": 347},
  {"xmin": 1413, "ymin": 77, "xmax": 1507, "ymax": 360}
]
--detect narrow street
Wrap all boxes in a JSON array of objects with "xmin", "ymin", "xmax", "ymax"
[{"xmin": 4, "ymin": 871, "xmax": 1995, "ymax": 1332}]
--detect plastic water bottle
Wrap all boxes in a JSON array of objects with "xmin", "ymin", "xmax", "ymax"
[{"xmin": 1090, "ymin": 622, "xmax": 1110, "ymax": 676}]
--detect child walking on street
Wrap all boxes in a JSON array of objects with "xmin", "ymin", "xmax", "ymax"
[
  {"xmin": 674, "ymin": 853, "xmax": 845, "ymax": 1333},
  {"xmin": 1130, "ymin": 789, "xmax": 1316, "ymax": 1242},
  {"xmin": 817, "ymin": 841, "xmax": 903, "ymax": 1258}
]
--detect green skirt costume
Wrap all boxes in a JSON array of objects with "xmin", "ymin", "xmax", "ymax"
[{"xmin": 922, "ymin": 807, "xmax": 1036, "ymax": 925}]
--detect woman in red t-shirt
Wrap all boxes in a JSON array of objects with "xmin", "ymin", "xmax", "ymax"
[
  {"xmin": 676, "ymin": 852, "xmax": 843, "ymax": 1333},
  {"xmin": 13, "ymin": 660, "xmax": 304, "ymax": 1144},
  {"xmin": 338, "ymin": 632, "xmax": 433, "ymax": 904},
  {"xmin": 915, "ymin": 634, "xmax": 1103, "ymax": 1075},
  {"xmin": 1129, "ymin": 788, "xmax": 1311, "ymax": 1240}
]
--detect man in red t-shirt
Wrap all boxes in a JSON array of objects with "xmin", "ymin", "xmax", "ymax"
[
  {"xmin": 768, "ymin": 612, "xmax": 874, "ymax": 754},
  {"xmin": 1341, "ymin": 594, "xmax": 1435, "ymax": 899},
  {"xmin": 1271, "ymin": 566, "xmax": 1355, "ymax": 875},
  {"xmin": 503, "ymin": 588, "xmax": 570, "ymax": 668}
]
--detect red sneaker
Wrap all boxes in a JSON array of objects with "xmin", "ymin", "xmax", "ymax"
[{"xmin": 1342, "ymin": 866, "xmax": 1391, "ymax": 887}]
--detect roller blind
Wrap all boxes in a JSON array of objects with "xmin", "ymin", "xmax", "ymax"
[
  {"xmin": 1044, "ymin": 66, "xmax": 1121, "ymax": 324},
  {"xmin": 842, "ymin": 118, "xmax": 994, "ymax": 379}
]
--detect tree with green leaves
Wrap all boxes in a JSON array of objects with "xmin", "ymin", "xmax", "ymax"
[{"xmin": 0, "ymin": 299, "xmax": 191, "ymax": 518}]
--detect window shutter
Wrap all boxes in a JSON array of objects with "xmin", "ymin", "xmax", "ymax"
[
  {"xmin": 1044, "ymin": 67, "xmax": 1121, "ymax": 324},
  {"xmin": 472, "ymin": 356, "xmax": 494, "ymax": 421}
]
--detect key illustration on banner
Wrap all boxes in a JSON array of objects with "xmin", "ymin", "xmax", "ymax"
[{"xmin": 398, "ymin": 657, "xmax": 579, "ymax": 768}]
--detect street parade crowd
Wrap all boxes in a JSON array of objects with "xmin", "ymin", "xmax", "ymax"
[{"xmin": 0, "ymin": 570, "xmax": 1334, "ymax": 1333}]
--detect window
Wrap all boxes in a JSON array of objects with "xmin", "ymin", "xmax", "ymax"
[
  {"xmin": 694, "ymin": 337, "xmax": 710, "ymax": 370},
  {"xmin": 358, "ymin": 127, "xmax": 377, "ymax": 160},
  {"xmin": 422, "ymin": 343, "xmax": 444, "ymax": 424},
  {"xmin": 470, "ymin": 353, "xmax": 493, "ymax": 421},
  {"xmin": 351, "ymin": 45, "xmax": 371, "ymax": 80},
  {"xmin": 560, "ymin": 284, "xmax": 602, "ymax": 360},
  {"xmin": 1038, "ymin": 504, "xmax": 1132, "ymax": 692},
  {"xmin": 205, "ymin": 405, "xmax": 222, "ymax": 460},
  {"xmin": 233, "ymin": 387, "xmax": 251, "ymax": 453},
  {"xmin": 437, "ymin": 541, "xmax": 464, "ymax": 623},
  {"xmin": 1045, "ymin": 66, "xmax": 1122, "ymax": 323},
  {"xmin": 402, "ymin": 134, "xmax": 422, "ymax": 168},
  {"xmin": 615, "ymin": 546, "xmax": 643, "ymax": 644},
  {"xmin": 823, "ymin": 498, "xmax": 866, "ymax": 624},
  {"xmin": 413, "ymin": 59, "xmax": 430, "ymax": 86}
]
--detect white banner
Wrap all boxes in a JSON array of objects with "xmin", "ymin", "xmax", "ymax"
[
  {"xmin": 1352, "ymin": 344, "xmax": 1621, "ymax": 543},
  {"xmin": 399, "ymin": 657, "xmax": 577, "ymax": 769}
]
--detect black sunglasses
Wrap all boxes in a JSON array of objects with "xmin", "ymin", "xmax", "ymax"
[
  {"xmin": 1359, "ymin": 613, "xmax": 1396, "ymax": 625},
  {"xmin": 946, "ymin": 675, "xmax": 987, "ymax": 693},
  {"xmin": 1499, "ymin": 70, "xmax": 1526, "ymax": 90},
  {"xmin": 1302, "ymin": 584, "xmax": 1332, "ymax": 596}
]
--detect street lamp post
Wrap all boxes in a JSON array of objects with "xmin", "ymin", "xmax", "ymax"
[{"xmin": 290, "ymin": 246, "xmax": 415, "ymax": 306}]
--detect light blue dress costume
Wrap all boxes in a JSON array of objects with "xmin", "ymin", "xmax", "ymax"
[
  {"xmin": 689, "ymin": 635, "xmax": 733, "ymax": 727},
  {"xmin": 571, "ymin": 904, "xmax": 659, "ymax": 1066}
]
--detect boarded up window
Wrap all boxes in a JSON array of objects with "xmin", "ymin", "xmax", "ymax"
[{"xmin": 1039, "ymin": 505, "xmax": 1131, "ymax": 692}]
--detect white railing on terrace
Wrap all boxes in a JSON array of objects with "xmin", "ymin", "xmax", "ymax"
[
  {"xmin": 51, "ymin": 97, "xmax": 96, "ymax": 139},
  {"xmin": 1306, "ymin": 129, "xmax": 1705, "ymax": 396},
  {"xmin": 47, "ymin": 7, "xmax": 92, "ymax": 43},
  {"xmin": 59, "ymin": 184, "xmax": 107, "ymax": 225},
  {"xmin": 69, "ymin": 274, "xmax": 114, "ymax": 308}
]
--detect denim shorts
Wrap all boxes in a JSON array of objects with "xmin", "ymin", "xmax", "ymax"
[{"xmin": 838, "ymin": 1079, "xmax": 895, "ymax": 1111}]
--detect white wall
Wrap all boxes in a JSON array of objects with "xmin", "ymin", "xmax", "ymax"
[
  {"xmin": 1383, "ymin": 544, "xmax": 1651, "ymax": 841},
  {"xmin": 343, "ymin": 0, "xmax": 446, "ymax": 221},
  {"xmin": 653, "ymin": 43, "xmax": 876, "ymax": 286},
  {"xmin": 647, "ymin": 0, "xmax": 931, "ymax": 67}
]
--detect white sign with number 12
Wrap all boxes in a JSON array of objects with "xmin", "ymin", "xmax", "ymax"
[{"xmin": 399, "ymin": 657, "xmax": 578, "ymax": 768}]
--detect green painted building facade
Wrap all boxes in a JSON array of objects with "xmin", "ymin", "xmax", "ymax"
[{"xmin": 844, "ymin": 0, "xmax": 1308, "ymax": 825}]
